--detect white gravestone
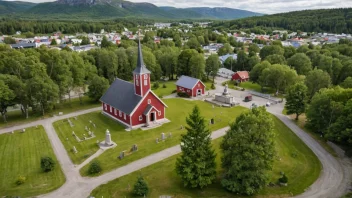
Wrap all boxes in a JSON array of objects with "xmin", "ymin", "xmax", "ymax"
[{"xmin": 105, "ymin": 129, "xmax": 112, "ymax": 146}]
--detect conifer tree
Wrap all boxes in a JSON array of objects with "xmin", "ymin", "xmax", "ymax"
[
  {"xmin": 176, "ymin": 105, "xmax": 216, "ymax": 188},
  {"xmin": 133, "ymin": 176, "xmax": 149, "ymax": 196},
  {"xmin": 221, "ymin": 106, "xmax": 275, "ymax": 195}
]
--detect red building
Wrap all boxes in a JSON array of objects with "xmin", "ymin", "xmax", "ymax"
[
  {"xmin": 100, "ymin": 40, "xmax": 168, "ymax": 129},
  {"xmin": 232, "ymin": 71, "xmax": 249, "ymax": 83},
  {"xmin": 176, "ymin": 75, "xmax": 206, "ymax": 97}
]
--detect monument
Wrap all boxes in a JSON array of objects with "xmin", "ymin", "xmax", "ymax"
[
  {"xmin": 214, "ymin": 84, "xmax": 236, "ymax": 105},
  {"xmin": 105, "ymin": 129, "xmax": 112, "ymax": 146}
]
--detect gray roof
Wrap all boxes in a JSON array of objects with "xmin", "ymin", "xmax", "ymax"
[
  {"xmin": 100, "ymin": 78, "xmax": 142, "ymax": 115},
  {"xmin": 133, "ymin": 39, "xmax": 151, "ymax": 74},
  {"xmin": 10, "ymin": 43, "xmax": 37, "ymax": 49},
  {"xmin": 143, "ymin": 104, "xmax": 153, "ymax": 115},
  {"xmin": 176, "ymin": 75, "xmax": 202, "ymax": 89}
]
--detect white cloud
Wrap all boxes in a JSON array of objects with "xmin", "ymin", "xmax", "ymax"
[{"xmin": 4, "ymin": 0, "xmax": 351, "ymax": 14}]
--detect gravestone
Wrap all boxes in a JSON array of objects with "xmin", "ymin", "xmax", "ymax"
[
  {"xmin": 168, "ymin": 132, "xmax": 172, "ymax": 138},
  {"xmin": 105, "ymin": 129, "xmax": 112, "ymax": 146},
  {"xmin": 119, "ymin": 151, "xmax": 125, "ymax": 160},
  {"xmin": 36, "ymin": 125, "xmax": 38, "ymax": 129},
  {"xmin": 89, "ymin": 120, "xmax": 92, "ymax": 124},
  {"xmin": 85, "ymin": 126, "xmax": 88, "ymax": 131},
  {"xmin": 131, "ymin": 144, "xmax": 138, "ymax": 152},
  {"xmin": 11, "ymin": 131, "xmax": 14, "ymax": 134},
  {"xmin": 72, "ymin": 131, "xmax": 75, "ymax": 136},
  {"xmin": 161, "ymin": 133, "xmax": 165, "ymax": 141},
  {"xmin": 73, "ymin": 146, "xmax": 77, "ymax": 153},
  {"xmin": 96, "ymin": 140, "xmax": 99, "ymax": 145},
  {"xmin": 93, "ymin": 123, "xmax": 96, "ymax": 128},
  {"xmin": 22, "ymin": 128, "xmax": 25, "ymax": 133},
  {"xmin": 59, "ymin": 112, "xmax": 63, "ymax": 115},
  {"xmin": 180, "ymin": 125, "xmax": 184, "ymax": 130},
  {"xmin": 66, "ymin": 137, "xmax": 69, "ymax": 141},
  {"xmin": 156, "ymin": 138, "xmax": 159, "ymax": 143}
]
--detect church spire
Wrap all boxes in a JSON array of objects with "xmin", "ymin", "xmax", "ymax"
[{"xmin": 133, "ymin": 30, "xmax": 151, "ymax": 74}]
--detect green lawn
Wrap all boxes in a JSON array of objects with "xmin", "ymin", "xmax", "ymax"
[
  {"xmin": 53, "ymin": 98, "xmax": 246, "ymax": 171},
  {"xmin": 0, "ymin": 126, "xmax": 65, "ymax": 197},
  {"xmin": 0, "ymin": 96, "xmax": 100, "ymax": 129},
  {"xmin": 151, "ymin": 81, "xmax": 177, "ymax": 97},
  {"xmin": 90, "ymin": 116, "xmax": 321, "ymax": 197}
]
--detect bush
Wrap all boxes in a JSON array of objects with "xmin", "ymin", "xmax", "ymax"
[
  {"xmin": 152, "ymin": 82, "xmax": 159, "ymax": 89},
  {"xmin": 171, "ymin": 90, "xmax": 177, "ymax": 94},
  {"xmin": 211, "ymin": 83, "xmax": 216, "ymax": 89},
  {"xmin": 162, "ymin": 83, "xmax": 167, "ymax": 88},
  {"xmin": 16, "ymin": 176, "xmax": 26, "ymax": 185},
  {"xmin": 133, "ymin": 176, "xmax": 149, "ymax": 196},
  {"xmin": 279, "ymin": 174, "xmax": 288, "ymax": 183},
  {"xmin": 177, "ymin": 92, "xmax": 190, "ymax": 98},
  {"xmin": 88, "ymin": 161, "xmax": 102, "ymax": 174},
  {"xmin": 41, "ymin": 156, "xmax": 56, "ymax": 172}
]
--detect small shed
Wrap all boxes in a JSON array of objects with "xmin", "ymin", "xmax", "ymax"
[
  {"xmin": 176, "ymin": 75, "xmax": 206, "ymax": 97},
  {"xmin": 232, "ymin": 71, "xmax": 249, "ymax": 83}
]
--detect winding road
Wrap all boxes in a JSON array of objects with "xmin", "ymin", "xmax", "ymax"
[{"xmin": 0, "ymin": 77, "xmax": 350, "ymax": 198}]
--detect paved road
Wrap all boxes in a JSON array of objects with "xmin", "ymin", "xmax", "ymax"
[{"xmin": 1, "ymin": 77, "xmax": 351, "ymax": 198}]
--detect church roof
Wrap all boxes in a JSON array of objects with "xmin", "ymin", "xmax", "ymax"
[
  {"xmin": 133, "ymin": 39, "xmax": 151, "ymax": 74},
  {"xmin": 100, "ymin": 78, "xmax": 142, "ymax": 115}
]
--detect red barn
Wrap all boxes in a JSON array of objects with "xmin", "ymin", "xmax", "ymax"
[
  {"xmin": 176, "ymin": 76, "xmax": 206, "ymax": 97},
  {"xmin": 232, "ymin": 71, "xmax": 249, "ymax": 83},
  {"xmin": 100, "ymin": 40, "xmax": 168, "ymax": 129}
]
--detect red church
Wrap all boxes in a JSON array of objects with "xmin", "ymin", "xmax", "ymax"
[{"xmin": 100, "ymin": 40, "xmax": 168, "ymax": 129}]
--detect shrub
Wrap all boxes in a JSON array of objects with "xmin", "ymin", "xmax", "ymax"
[
  {"xmin": 211, "ymin": 83, "xmax": 216, "ymax": 89},
  {"xmin": 133, "ymin": 176, "xmax": 149, "ymax": 196},
  {"xmin": 88, "ymin": 161, "xmax": 102, "ymax": 174},
  {"xmin": 162, "ymin": 83, "xmax": 167, "ymax": 88},
  {"xmin": 177, "ymin": 92, "xmax": 190, "ymax": 98},
  {"xmin": 171, "ymin": 90, "xmax": 177, "ymax": 94},
  {"xmin": 279, "ymin": 174, "xmax": 288, "ymax": 183},
  {"xmin": 41, "ymin": 156, "xmax": 56, "ymax": 172},
  {"xmin": 152, "ymin": 82, "xmax": 159, "ymax": 89},
  {"xmin": 16, "ymin": 176, "xmax": 26, "ymax": 185}
]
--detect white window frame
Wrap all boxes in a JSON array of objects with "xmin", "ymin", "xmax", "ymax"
[
  {"xmin": 158, "ymin": 111, "xmax": 161, "ymax": 116},
  {"xmin": 124, "ymin": 113, "xmax": 126, "ymax": 120},
  {"xmin": 104, "ymin": 104, "xmax": 107, "ymax": 110},
  {"xmin": 139, "ymin": 115, "xmax": 143, "ymax": 121},
  {"xmin": 136, "ymin": 79, "xmax": 139, "ymax": 86},
  {"xmin": 114, "ymin": 109, "xmax": 117, "ymax": 116},
  {"xmin": 110, "ymin": 106, "xmax": 112, "ymax": 113},
  {"xmin": 119, "ymin": 111, "xmax": 122, "ymax": 117},
  {"xmin": 144, "ymin": 74, "xmax": 148, "ymax": 85},
  {"xmin": 148, "ymin": 99, "xmax": 151, "ymax": 104}
]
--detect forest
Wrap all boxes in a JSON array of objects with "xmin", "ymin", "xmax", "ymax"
[{"xmin": 212, "ymin": 8, "xmax": 352, "ymax": 34}]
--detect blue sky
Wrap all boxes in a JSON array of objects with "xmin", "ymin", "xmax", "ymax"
[{"xmin": 4, "ymin": 0, "xmax": 351, "ymax": 14}]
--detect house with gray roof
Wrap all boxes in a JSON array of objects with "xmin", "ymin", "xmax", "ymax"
[
  {"xmin": 100, "ymin": 38, "xmax": 168, "ymax": 129},
  {"xmin": 176, "ymin": 75, "xmax": 206, "ymax": 97}
]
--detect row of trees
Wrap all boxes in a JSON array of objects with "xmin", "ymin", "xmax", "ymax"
[{"xmin": 176, "ymin": 106, "xmax": 275, "ymax": 195}]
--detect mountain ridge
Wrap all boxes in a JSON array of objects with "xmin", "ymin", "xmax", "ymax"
[{"xmin": 0, "ymin": 0, "xmax": 263, "ymax": 19}]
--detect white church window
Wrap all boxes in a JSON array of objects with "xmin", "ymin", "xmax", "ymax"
[
  {"xmin": 139, "ymin": 115, "xmax": 143, "ymax": 121},
  {"xmin": 114, "ymin": 109, "xmax": 117, "ymax": 115},
  {"xmin": 119, "ymin": 111, "xmax": 122, "ymax": 117},
  {"xmin": 148, "ymin": 99, "xmax": 151, "ymax": 104},
  {"xmin": 104, "ymin": 104, "xmax": 107, "ymax": 110},
  {"xmin": 110, "ymin": 106, "xmax": 112, "ymax": 113},
  {"xmin": 136, "ymin": 79, "xmax": 139, "ymax": 86},
  {"xmin": 144, "ymin": 74, "xmax": 148, "ymax": 85},
  {"xmin": 124, "ymin": 113, "xmax": 126, "ymax": 120}
]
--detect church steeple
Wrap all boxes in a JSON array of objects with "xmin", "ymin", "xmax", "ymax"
[{"xmin": 133, "ymin": 31, "xmax": 151, "ymax": 97}]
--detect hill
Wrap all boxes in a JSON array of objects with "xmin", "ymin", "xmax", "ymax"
[
  {"xmin": 0, "ymin": 0, "xmax": 35, "ymax": 14},
  {"xmin": 212, "ymin": 8, "xmax": 352, "ymax": 33},
  {"xmin": 0, "ymin": 0, "xmax": 262, "ymax": 20}
]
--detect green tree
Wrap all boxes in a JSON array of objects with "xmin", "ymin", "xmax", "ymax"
[
  {"xmin": 223, "ymin": 56, "xmax": 236, "ymax": 71},
  {"xmin": 259, "ymin": 64, "xmax": 298, "ymax": 93},
  {"xmin": 87, "ymin": 75, "xmax": 109, "ymax": 101},
  {"xmin": 264, "ymin": 54, "xmax": 286, "ymax": 65},
  {"xmin": 186, "ymin": 37, "xmax": 200, "ymax": 50},
  {"xmin": 189, "ymin": 53, "xmax": 205, "ymax": 80},
  {"xmin": 285, "ymin": 83, "xmax": 308, "ymax": 120},
  {"xmin": 221, "ymin": 107, "xmax": 275, "ymax": 195},
  {"xmin": 80, "ymin": 36, "xmax": 90, "ymax": 45},
  {"xmin": 248, "ymin": 44, "xmax": 260, "ymax": 56},
  {"xmin": 0, "ymin": 80, "xmax": 15, "ymax": 122},
  {"xmin": 218, "ymin": 43, "xmax": 232, "ymax": 56},
  {"xmin": 50, "ymin": 39, "xmax": 57, "ymax": 45},
  {"xmin": 205, "ymin": 54, "xmax": 220, "ymax": 82},
  {"xmin": 101, "ymin": 36, "xmax": 111, "ymax": 48},
  {"xmin": 176, "ymin": 105, "xmax": 217, "ymax": 188},
  {"xmin": 235, "ymin": 50, "xmax": 248, "ymax": 71},
  {"xmin": 88, "ymin": 161, "xmax": 102, "ymax": 174},
  {"xmin": 341, "ymin": 77, "xmax": 352, "ymax": 88},
  {"xmin": 178, "ymin": 49, "xmax": 198, "ymax": 77},
  {"xmin": 305, "ymin": 69, "xmax": 331, "ymax": 100},
  {"xmin": 249, "ymin": 61, "xmax": 271, "ymax": 83},
  {"xmin": 259, "ymin": 45, "xmax": 284, "ymax": 60},
  {"xmin": 287, "ymin": 53, "xmax": 312, "ymax": 75},
  {"xmin": 3, "ymin": 37, "xmax": 16, "ymax": 44},
  {"xmin": 40, "ymin": 156, "xmax": 56, "ymax": 172},
  {"xmin": 283, "ymin": 46, "xmax": 296, "ymax": 59},
  {"xmin": 133, "ymin": 176, "xmax": 149, "ymax": 196}
]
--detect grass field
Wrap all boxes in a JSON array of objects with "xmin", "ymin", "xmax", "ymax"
[
  {"xmin": 53, "ymin": 98, "xmax": 246, "ymax": 170},
  {"xmin": 0, "ymin": 126, "xmax": 65, "ymax": 197},
  {"xmin": 90, "ymin": 116, "xmax": 321, "ymax": 197},
  {"xmin": 0, "ymin": 96, "xmax": 100, "ymax": 129},
  {"xmin": 151, "ymin": 81, "xmax": 177, "ymax": 98}
]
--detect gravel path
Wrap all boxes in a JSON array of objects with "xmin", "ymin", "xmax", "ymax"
[{"xmin": 1, "ymin": 77, "xmax": 351, "ymax": 198}]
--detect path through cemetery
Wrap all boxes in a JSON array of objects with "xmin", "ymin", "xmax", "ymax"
[{"xmin": 0, "ymin": 79, "xmax": 350, "ymax": 197}]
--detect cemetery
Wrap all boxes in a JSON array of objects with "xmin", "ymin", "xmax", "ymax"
[
  {"xmin": 90, "ymin": 116, "xmax": 321, "ymax": 197},
  {"xmin": 53, "ymin": 98, "xmax": 246, "ymax": 174},
  {"xmin": 0, "ymin": 126, "xmax": 65, "ymax": 197}
]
